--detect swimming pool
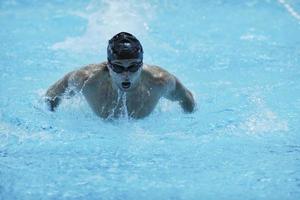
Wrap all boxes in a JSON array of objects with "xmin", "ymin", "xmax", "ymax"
[{"xmin": 1, "ymin": 0, "xmax": 300, "ymax": 199}]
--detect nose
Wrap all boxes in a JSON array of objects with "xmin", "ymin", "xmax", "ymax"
[{"xmin": 121, "ymin": 70, "xmax": 130, "ymax": 78}]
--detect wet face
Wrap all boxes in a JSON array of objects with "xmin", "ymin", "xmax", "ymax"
[{"xmin": 107, "ymin": 58, "xmax": 143, "ymax": 91}]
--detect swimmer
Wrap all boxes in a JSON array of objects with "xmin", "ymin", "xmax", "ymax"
[{"xmin": 45, "ymin": 32, "xmax": 195, "ymax": 119}]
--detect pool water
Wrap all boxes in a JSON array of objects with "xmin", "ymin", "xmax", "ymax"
[{"xmin": 1, "ymin": 0, "xmax": 300, "ymax": 199}]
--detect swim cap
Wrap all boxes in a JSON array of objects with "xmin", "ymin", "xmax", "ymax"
[{"xmin": 107, "ymin": 32, "xmax": 143, "ymax": 61}]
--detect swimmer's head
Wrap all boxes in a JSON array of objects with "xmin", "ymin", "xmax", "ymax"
[
  {"xmin": 107, "ymin": 32, "xmax": 143, "ymax": 61},
  {"xmin": 107, "ymin": 32, "xmax": 144, "ymax": 91}
]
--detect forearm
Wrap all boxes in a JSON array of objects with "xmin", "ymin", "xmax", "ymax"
[
  {"xmin": 45, "ymin": 65, "xmax": 95, "ymax": 111},
  {"xmin": 45, "ymin": 72, "xmax": 72, "ymax": 111},
  {"xmin": 167, "ymin": 77, "xmax": 195, "ymax": 113},
  {"xmin": 179, "ymin": 89, "xmax": 195, "ymax": 113}
]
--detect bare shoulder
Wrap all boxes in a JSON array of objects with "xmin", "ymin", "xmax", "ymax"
[
  {"xmin": 142, "ymin": 64, "xmax": 175, "ymax": 87},
  {"xmin": 69, "ymin": 62, "xmax": 108, "ymax": 83},
  {"xmin": 72, "ymin": 62, "xmax": 107, "ymax": 79}
]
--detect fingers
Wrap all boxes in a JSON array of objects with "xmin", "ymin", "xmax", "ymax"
[{"xmin": 45, "ymin": 96, "xmax": 60, "ymax": 111}]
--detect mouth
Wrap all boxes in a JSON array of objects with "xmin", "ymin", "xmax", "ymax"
[{"xmin": 121, "ymin": 81, "xmax": 131, "ymax": 90}]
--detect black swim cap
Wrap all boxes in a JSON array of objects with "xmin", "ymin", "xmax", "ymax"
[{"xmin": 107, "ymin": 32, "xmax": 143, "ymax": 61}]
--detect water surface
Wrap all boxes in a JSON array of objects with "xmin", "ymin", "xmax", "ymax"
[{"xmin": 1, "ymin": 0, "xmax": 300, "ymax": 199}]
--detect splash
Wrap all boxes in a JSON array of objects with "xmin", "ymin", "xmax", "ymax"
[
  {"xmin": 121, "ymin": 92, "xmax": 129, "ymax": 119},
  {"xmin": 240, "ymin": 34, "xmax": 268, "ymax": 41},
  {"xmin": 278, "ymin": 0, "xmax": 300, "ymax": 21},
  {"xmin": 240, "ymin": 109, "xmax": 289, "ymax": 134},
  {"xmin": 240, "ymin": 93, "xmax": 289, "ymax": 135},
  {"xmin": 107, "ymin": 90, "xmax": 130, "ymax": 120},
  {"xmin": 51, "ymin": 0, "xmax": 155, "ymax": 53}
]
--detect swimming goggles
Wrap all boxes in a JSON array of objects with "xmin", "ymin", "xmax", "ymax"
[{"xmin": 108, "ymin": 61, "xmax": 142, "ymax": 73}]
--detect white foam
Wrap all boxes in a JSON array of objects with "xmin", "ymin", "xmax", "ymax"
[
  {"xmin": 240, "ymin": 34, "xmax": 268, "ymax": 41},
  {"xmin": 240, "ymin": 94, "xmax": 289, "ymax": 134},
  {"xmin": 278, "ymin": 0, "xmax": 300, "ymax": 21},
  {"xmin": 51, "ymin": 0, "xmax": 155, "ymax": 53},
  {"xmin": 241, "ymin": 110, "xmax": 289, "ymax": 134}
]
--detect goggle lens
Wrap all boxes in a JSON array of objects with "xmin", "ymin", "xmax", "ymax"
[{"xmin": 109, "ymin": 62, "xmax": 142, "ymax": 73}]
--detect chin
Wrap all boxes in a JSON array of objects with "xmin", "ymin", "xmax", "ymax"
[{"xmin": 118, "ymin": 86, "xmax": 128, "ymax": 91}]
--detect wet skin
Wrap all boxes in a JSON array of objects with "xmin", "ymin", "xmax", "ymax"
[{"xmin": 45, "ymin": 60, "xmax": 195, "ymax": 119}]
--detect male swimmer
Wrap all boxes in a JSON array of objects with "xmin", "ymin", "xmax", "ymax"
[{"xmin": 45, "ymin": 32, "xmax": 195, "ymax": 119}]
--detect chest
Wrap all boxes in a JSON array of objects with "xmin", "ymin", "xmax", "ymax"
[{"xmin": 82, "ymin": 81, "xmax": 162, "ymax": 119}]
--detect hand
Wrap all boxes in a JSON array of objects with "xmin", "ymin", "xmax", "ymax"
[{"xmin": 45, "ymin": 96, "xmax": 60, "ymax": 111}]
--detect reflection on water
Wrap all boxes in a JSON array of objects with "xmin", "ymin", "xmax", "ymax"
[{"xmin": 1, "ymin": 0, "xmax": 300, "ymax": 199}]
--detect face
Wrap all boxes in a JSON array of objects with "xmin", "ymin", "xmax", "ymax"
[{"xmin": 107, "ymin": 58, "xmax": 143, "ymax": 91}]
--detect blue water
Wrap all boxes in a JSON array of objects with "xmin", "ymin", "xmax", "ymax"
[{"xmin": 1, "ymin": 0, "xmax": 300, "ymax": 199}]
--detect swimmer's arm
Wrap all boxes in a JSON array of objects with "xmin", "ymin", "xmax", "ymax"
[
  {"xmin": 165, "ymin": 76, "xmax": 195, "ymax": 113},
  {"xmin": 45, "ymin": 69, "xmax": 89, "ymax": 111}
]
